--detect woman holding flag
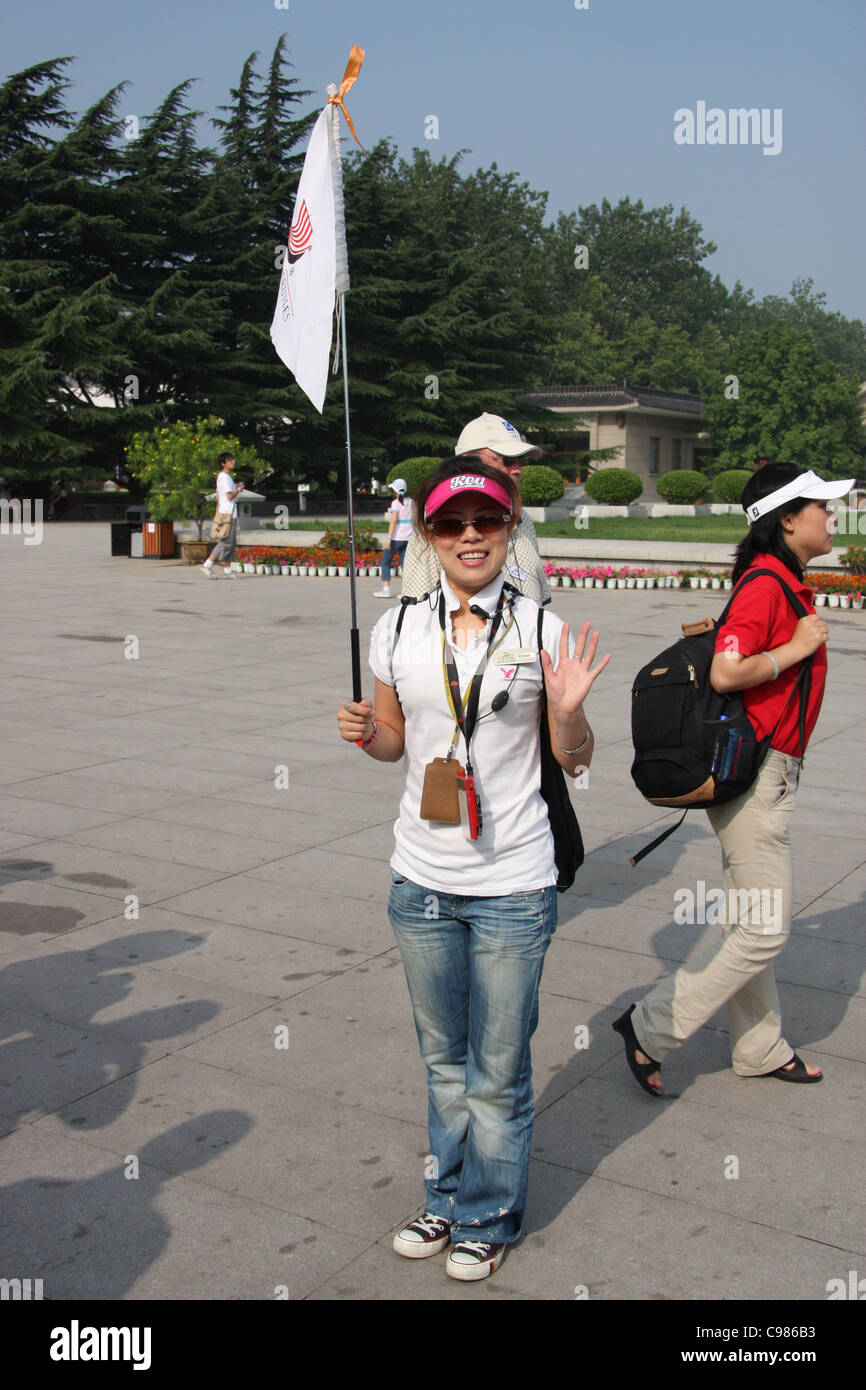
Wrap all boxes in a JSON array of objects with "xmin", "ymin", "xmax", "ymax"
[{"xmin": 336, "ymin": 458, "xmax": 610, "ymax": 1280}]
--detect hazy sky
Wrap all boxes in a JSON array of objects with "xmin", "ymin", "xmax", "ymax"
[{"xmin": 4, "ymin": 0, "xmax": 864, "ymax": 318}]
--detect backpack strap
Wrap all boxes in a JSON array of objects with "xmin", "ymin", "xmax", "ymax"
[{"xmin": 629, "ymin": 811, "xmax": 688, "ymax": 868}]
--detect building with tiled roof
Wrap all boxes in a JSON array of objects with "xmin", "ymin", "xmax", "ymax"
[{"xmin": 522, "ymin": 381, "xmax": 709, "ymax": 490}]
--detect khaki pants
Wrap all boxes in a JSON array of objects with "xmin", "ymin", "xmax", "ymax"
[{"xmin": 633, "ymin": 750, "xmax": 801, "ymax": 1076}]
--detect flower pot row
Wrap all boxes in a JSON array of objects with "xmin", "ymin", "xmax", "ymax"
[
  {"xmin": 546, "ymin": 573, "xmax": 733, "ymax": 592},
  {"xmin": 238, "ymin": 562, "xmax": 391, "ymax": 577},
  {"xmin": 815, "ymin": 593, "xmax": 864, "ymax": 609}
]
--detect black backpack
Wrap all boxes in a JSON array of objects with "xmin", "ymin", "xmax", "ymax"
[{"xmin": 629, "ymin": 569, "xmax": 812, "ymax": 865}]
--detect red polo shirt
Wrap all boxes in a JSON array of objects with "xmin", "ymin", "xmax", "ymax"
[{"xmin": 714, "ymin": 554, "xmax": 827, "ymax": 756}]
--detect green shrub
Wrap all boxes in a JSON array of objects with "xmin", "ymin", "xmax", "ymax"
[
  {"xmin": 712, "ymin": 469, "xmax": 752, "ymax": 504},
  {"xmin": 584, "ymin": 468, "xmax": 643, "ymax": 505},
  {"xmin": 656, "ymin": 470, "xmax": 709, "ymax": 504},
  {"xmin": 518, "ymin": 464, "xmax": 565, "ymax": 506},
  {"xmin": 387, "ymin": 458, "xmax": 442, "ymax": 497}
]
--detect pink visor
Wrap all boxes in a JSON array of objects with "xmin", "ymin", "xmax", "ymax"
[{"xmin": 424, "ymin": 473, "xmax": 513, "ymax": 518}]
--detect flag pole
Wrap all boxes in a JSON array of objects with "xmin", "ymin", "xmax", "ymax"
[{"xmin": 327, "ymin": 82, "xmax": 361, "ymax": 702}]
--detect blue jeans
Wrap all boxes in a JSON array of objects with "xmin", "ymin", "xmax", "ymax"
[
  {"xmin": 381, "ymin": 539, "xmax": 408, "ymax": 583},
  {"xmin": 387, "ymin": 872, "xmax": 557, "ymax": 1244}
]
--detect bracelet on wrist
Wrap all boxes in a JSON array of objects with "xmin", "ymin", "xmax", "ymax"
[
  {"xmin": 556, "ymin": 726, "xmax": 591, "ymax": 756},
  {"xmin": 360, "ymin": 721, "xmax": 379, "ymax": 751},
  {"xmin": 762, "ymin": 650, "xmax": 780, "ymax": 681}
]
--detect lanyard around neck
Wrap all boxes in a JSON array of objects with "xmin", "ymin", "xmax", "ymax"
[{"xmin": 438, "ymin": 586, "xmax": 509, "ymax": 773}]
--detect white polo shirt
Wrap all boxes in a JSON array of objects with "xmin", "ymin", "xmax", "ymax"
[{"xmin": 369, "ymin": 573, "xmax": 575, "ymax": 896}]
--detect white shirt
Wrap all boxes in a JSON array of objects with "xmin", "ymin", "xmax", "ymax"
[
  {"xmin": 217, "ymin": 471, "xmax": 237, "ymax": 516},
  {"xmin": 389, "ymin": 497, "xmax": 414, "ymax": 541},
  {"xmin": 369, "ymin": 572, "xmax": 575, "ymax": 895}
]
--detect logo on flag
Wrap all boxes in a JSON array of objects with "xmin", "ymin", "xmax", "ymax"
[{"xmin": 288, "ymin": 199, "xmax": 313, "ymax": 260}]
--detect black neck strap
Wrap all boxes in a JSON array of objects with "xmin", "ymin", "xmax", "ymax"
[{"xmin": 439, "ymin": 585, "xmax": 508, "ymax": 772}]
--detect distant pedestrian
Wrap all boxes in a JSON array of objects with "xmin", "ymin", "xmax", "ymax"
[
  {"xmin": 202, "ymin": 454, "xmax": 244, "ymax": 578},
  {"xmin": 48, "ymin": 478, "xmax": 68, "ymax": 520},
  {"xmin": 374, "ymin": 478, "xmax": 414, "ymax": 598},
  {"xmin": 613, "ymin": 464, "xmax": 854, "ymax": 1095}
]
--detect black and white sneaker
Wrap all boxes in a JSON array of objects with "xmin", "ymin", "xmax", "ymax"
[
  {"xmin": 392, "ymin": 1213, "xmax": 452, "ymax": 1259},
  {"xmin": 446, "ymin": 1240, "xmax": 507, "ymax": 1281}
]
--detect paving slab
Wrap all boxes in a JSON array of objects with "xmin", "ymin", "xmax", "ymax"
[
  {"xmin": 0, "ymin": 1119, "xmax": 369, "ymax": 1300},
  {"xmin": 532, "ymin": 1076, "xmax": 866, "ymax": 1252},
  {"xmin": 37, "ymin": 1053, "xmax": 429, "ymax": 1240}
]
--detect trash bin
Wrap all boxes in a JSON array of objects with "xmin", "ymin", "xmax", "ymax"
[
  {"xmin": 142, "ymin": 521, "xmax": 176, "ymax": 558},
  {"xmin": 130, "ymin": 530, "xmax": 144, "ymax": 558},
  {"xmin": 110, "ymin": 522, "xmax": 132, "ymax": 557}
]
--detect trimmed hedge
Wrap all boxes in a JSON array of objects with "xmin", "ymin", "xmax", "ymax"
[
  {"xmin": 584, "ymin": 468, "xmax": 643, "ymax": 505},
  {"xmin": 712, "ymin": 469, "xmax": 752, "ymax": 504},
  {"xmin": 518, "ymin": 464, "xmax": 565, "ymax": 506},
  {"xmin": 386, "ymin": 458, "xmax": 441, "ymax": 497},
  {"xmin": 656, "ymin": 470, "xmax": 709, "ymax": 504}
]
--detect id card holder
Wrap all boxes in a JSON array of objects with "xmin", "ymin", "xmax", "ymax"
[
  {"xmin": 420, "ymin": 757, "xmax": 463, "ymax": 823},
  {"xmin": 458, "ymin": 770, "xmax": 482, "ymax": 841}
]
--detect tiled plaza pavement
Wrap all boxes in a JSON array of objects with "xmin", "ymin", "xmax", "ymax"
[{"xmin": 1, "ymin": 524, "xmax": 864, "ymax": 1302}]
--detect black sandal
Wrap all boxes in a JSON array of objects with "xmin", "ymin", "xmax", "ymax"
[
  {"xmin": 612, "ymin": 1004, "xmax": 664, "ymax": 1097},
  {"xmin": 761, "ymin": 1052, "xmax": 823, "ymax": 1084}
]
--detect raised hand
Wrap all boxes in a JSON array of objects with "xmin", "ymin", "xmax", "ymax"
[{"xmin": 540, "ymin": 621, "xmax": 611, "ymax": 720}]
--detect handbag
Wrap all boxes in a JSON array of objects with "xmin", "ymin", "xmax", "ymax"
[
  {"xmin": 537, "ymin": 609, "xmax": 585, "ymax": 891},
  {"xmin": 210, "ymin": 513, "xmax": 232, "ymax": 541}
]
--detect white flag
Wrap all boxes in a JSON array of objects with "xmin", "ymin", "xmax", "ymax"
[{"xmin": 270, "ymin": 105, "xmax": 340, "ymax": 413}]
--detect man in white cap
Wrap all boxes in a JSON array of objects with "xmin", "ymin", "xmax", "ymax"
[
  {"xmin": 399, "ymin": 413, "xmax": 551, "ymax": 603},
  {"xmin": 374, "ymin": 477, "xmax": 415, "ymax": 599}
]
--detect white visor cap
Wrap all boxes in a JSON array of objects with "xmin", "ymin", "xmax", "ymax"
[{"xmin": 745, "ymin": 470, "xmax": 856, "ymax": 523}]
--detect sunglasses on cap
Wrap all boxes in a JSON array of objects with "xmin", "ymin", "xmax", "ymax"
[{"xmin": 428, "ymin": 512, "xmax": 511, "ymax": 539}]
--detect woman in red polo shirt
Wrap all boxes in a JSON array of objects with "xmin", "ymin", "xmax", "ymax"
[{"xmin": 614, "ymin": 463, "xmax": 854, "ymax": 1094}]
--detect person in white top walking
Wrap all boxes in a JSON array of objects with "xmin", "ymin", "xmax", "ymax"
[
  {"xmin": 374, "ymin": 478, "xmax": 414, "ymax": 598},
  {"xmin": 202, "ymin": 453, "xmax": 244, "ymax": 578},
  {"xmin": 337, "ymin": 457, "xmax": 610, "ymax": 1283}
]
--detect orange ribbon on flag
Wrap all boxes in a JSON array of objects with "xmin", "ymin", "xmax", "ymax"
[{"xmin": 328, "ymin": 45, "xmax": 366, "ymax": 151}]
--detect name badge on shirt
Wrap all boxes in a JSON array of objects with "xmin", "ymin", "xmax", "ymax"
[{"xmin": 493, "ymin": 648, "xmax": 537, "ymax": 666}]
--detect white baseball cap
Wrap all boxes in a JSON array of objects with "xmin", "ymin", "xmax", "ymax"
[
  {"xmin": 456, "ymin": 413, "xmax": 542, "ymax": 459},
  {"xmin": 388, "ymin": 478, "xmax": 408, "ymax": 494},
  {"xmin": 745, "ymin": 470, "xmax": 856, "ymax": 523}
]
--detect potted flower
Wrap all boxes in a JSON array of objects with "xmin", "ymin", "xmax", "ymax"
[{"xmin": 853, "ymin": 590, "xmax": 864, "ymax": 610}]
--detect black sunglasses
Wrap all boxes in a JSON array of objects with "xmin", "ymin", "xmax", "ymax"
[{"xmin": 428, "ymin": 512, "xmax": 511, "ymax": 539}]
